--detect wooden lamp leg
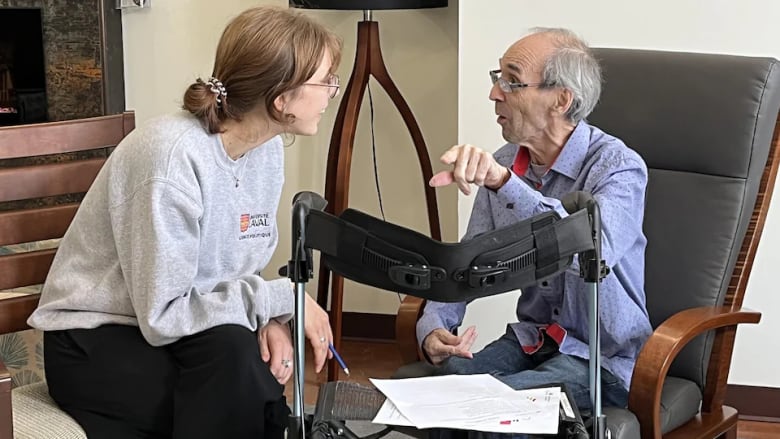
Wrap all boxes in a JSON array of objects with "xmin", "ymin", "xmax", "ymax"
[
  {"xmin": 366, "ymin": 22, "xmax": 441, "ymax": 240},
  {"xmin": 318, "ymin": 19, "xmax": 442, "ymax": 381}
]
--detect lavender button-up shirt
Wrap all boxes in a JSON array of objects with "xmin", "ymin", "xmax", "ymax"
[{"xmin": 417, "ymin": 121, "xmax": 652, "ymax": 389}]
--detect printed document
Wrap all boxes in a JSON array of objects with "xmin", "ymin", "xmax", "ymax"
[{"xmin": 370, "ymin": 374, "xmax": 560, "ymax": 434}]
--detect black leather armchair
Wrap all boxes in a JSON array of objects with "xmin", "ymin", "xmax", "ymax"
[{"xmin": 395, "ymin": 48, "xmax": 780, "ymax": 439}]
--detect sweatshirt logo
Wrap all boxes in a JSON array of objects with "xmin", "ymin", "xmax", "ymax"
[{"xmin": 239, "ymin": 212, "xmax": 272, "ymax": 240}]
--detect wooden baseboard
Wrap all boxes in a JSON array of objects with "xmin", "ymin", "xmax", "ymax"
[
  {"xmin": 341, "ymin": 311, "xmax": 395, "ymax": 342},
  {"xmin": 726, "ymin": 384, "xmax": 780, "ymax": 422}
]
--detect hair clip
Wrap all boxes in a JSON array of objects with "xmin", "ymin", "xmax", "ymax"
[{"xmin": 205, "ymin": 77, "xmax": 228, "ymax": 105}]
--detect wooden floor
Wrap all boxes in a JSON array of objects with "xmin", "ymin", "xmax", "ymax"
[{"xmin": 285, "ymin": 339, "xmax": 779, "ymax": 439}]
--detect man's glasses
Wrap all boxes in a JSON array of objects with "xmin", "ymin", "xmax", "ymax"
[
  {"xmin": 304, "ymin": 74, "xmax": 340, "ymax": 99},
  {"xmin": 489, "ymin": 70, "xmax": 555, "ymax": 94}
]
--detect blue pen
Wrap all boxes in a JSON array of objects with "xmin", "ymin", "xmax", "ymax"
[{"xmin": 328, "ymin": 343, "xmax": 350, "ymax": 376}]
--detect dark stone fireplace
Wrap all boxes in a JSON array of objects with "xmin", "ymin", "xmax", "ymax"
[
  {"xmin": 0, "ymin": 8, "xmax": 47, "ymax": 125},
  {"xmin": 0, "ymin": 0, "xmax": 113, "ymax": 126}
]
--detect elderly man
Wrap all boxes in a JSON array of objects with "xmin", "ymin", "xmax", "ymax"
[{"xmin": 417, "ymin": 28, "xmax": 652, "ymax": 415}]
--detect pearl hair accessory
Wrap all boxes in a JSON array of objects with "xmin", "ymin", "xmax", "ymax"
[{"xmin": 205, "ymin": 77, "xmax": 227, "ymax": 105}]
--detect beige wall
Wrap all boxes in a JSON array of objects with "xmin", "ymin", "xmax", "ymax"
[
  {"xmin": 456, "ymin": 0, "xmax": 780, "ymax": 388},
  {"xmin": 121, "ymin": 1, "xmax": 459, "ymax": 315}
]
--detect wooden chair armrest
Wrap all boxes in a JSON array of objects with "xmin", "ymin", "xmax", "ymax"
[
  {"xmin": 0, "ymin": 294, "xmax": 40, "ymax": 335},
  {"xmin": 628, "ymin": 306, "xmax": 761, "ymax": 439},
  {"xmin": 395, "ymin": 296, "xmax": 426, "ymax": 364},
  {"xmin": 0, "ymin": 358, "xmax": 12, "ymax": 439}
]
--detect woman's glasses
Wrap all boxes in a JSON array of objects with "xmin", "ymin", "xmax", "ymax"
[{"xmin": 304, "ymin": 74, "xmax": 340, "ymax": 99}]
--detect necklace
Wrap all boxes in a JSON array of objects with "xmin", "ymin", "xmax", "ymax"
[{"xmin": 230, "ymin": 153, "xmax": 250, "ymax": 188}]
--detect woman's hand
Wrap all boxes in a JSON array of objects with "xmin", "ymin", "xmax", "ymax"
[
  {"xmin": 304, "ymin": 293, "xmax": 333, "ymax": 373},
  {"xmin": 258, "ymin": 319, "xmax": 294, "ymax": 384}
]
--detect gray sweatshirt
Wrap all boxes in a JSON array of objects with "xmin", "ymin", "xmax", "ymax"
[{"xmin": 28, "ymin": 112, "xmax": 294, "ymax": 346}]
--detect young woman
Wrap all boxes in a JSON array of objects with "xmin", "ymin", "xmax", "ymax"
[{"xmin": 28, "ymin": 7, "xmax": 342, "ymax": 438}]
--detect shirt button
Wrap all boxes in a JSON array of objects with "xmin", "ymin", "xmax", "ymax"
[
  {"xmin": 541, "ymin": 281, "xmax": 549, "ymax": 287},
  {"xmin": 553, "ymin": 308, "xmax": 560, "ymax": 316},
  {"xmin": 506, "ymin": 203, "xmax": 514, "ymax": 209}
]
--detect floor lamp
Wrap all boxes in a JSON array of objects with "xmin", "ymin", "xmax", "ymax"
[{"xmin": 290, "ymin": 0, "xmax": 447, "ymax": 381}]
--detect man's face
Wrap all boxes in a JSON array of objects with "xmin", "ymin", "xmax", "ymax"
[{"xmin": 490, "ymin": 36, "xmax": 558, "ymax": 146}]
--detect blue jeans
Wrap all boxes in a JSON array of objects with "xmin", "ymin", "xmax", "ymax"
[{"xmin": 431, "ymin": 327, "xmax": 628, "ymax": 438}]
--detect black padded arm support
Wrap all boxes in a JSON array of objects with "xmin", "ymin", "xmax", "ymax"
[{"xmin": 305, "ymin": 207, "xmax": 594, "ymax": 302}]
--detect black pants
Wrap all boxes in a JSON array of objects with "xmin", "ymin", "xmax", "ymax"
[{"xmin": 44, "ymin": 324, "xmax": 290, "ymax": 439}]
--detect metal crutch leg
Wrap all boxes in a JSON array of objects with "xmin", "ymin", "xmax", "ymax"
[
  {"xmin": 563, "ymin": 191, "xmax": 609, "ymax": 439},
  {"xmin": 285, "ymin": 192, "xmax": 328, "ymax": 439}
]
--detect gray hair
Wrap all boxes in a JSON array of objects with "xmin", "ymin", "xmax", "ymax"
[{"xmin": 528, "ymin": 27, "xmax": 602, "ymax": 124}]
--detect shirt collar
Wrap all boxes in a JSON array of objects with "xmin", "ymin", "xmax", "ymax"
[
  {"xmin": 548, "ymin": 120, "xmax": 590, "ymax": 180},
  {"xmin": 511, "ymin": 120, "xmax": 590, "ymax": 181}
]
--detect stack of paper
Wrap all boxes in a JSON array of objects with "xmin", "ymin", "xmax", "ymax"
[{"xmin": 370, "ymin": 374, "xmax": 560, "ymax": 434}]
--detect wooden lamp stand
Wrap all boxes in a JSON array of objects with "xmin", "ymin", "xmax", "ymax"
[{"xmin": 317, "ymin": 11, "xmax": 442, "ymax": 381}]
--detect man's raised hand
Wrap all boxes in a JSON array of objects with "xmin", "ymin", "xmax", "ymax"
[{"xmin": 429, "ymin": 144, "xmax": 510, "ymax": 195}]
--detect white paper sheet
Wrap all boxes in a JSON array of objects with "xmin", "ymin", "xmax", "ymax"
[
  {"xmin": 373, "ymin": 399, "xmax": 415, "ymax": 427},
  {"xmin": 370, "ymin": 374, "xmax": 560, "ymax": 434}
]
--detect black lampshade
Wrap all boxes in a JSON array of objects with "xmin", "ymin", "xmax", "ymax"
[{"xmin": 290, "ymin": 0, "xmax": 447, "ymax": 10}]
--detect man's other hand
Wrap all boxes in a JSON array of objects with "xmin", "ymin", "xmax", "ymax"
[
  {"xmin": 429, "ymin": 144, "xmax": 510, "ymax": 195},
  {"xmin": 422, "ymin": 325, "xmax": 477, "ymax": 365}
]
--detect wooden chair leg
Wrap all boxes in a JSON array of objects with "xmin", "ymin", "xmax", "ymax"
[{"xmin": 0, "ymin": 366, "xmax": 12, "ymax": 439}]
